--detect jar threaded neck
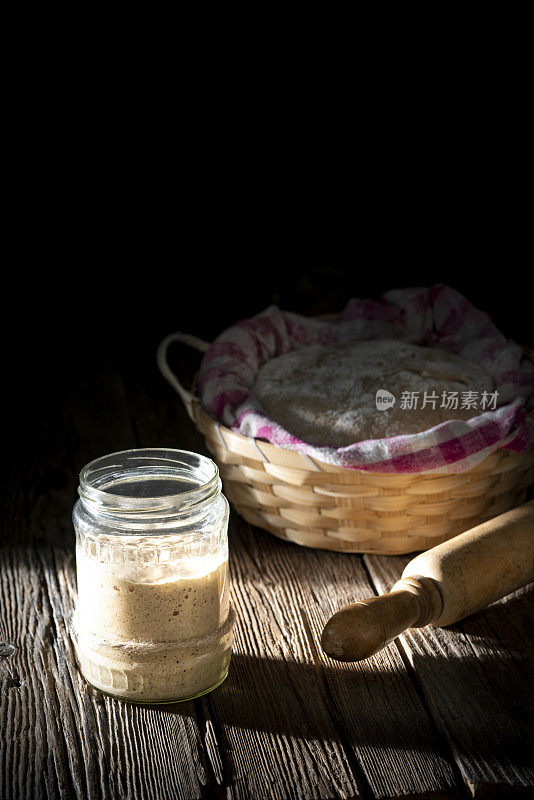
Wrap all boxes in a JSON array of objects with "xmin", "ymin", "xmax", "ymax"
[{"xmin": 78, "ymin": 448, "xmax": 221, "ymax": 523}]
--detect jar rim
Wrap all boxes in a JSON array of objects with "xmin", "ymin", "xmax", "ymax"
[{"xmin": 78, "ymin": 448, "xmax": 221, "ymax": 518}]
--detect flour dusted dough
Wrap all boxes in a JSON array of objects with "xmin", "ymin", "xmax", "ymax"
[{"xmin": 253, "ymin": 340, "xmax": 494, "ymax": 446}]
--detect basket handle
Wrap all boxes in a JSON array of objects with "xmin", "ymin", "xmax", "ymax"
[{"xmin": 156, "ymin": 332, "xmax": 211, "ymax": 417}]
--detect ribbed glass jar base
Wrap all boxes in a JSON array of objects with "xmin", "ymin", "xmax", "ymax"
[
  {"xmin": 72, "ymin": 609, "xmax": 235, "ymax": 704},
  {"xmin": 83, "ymin": 668, "xmax": 231, "ymax": 705}
]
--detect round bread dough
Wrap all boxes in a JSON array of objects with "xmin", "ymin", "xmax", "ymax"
[{"xmin": 252, "ymin": 339, "xmax": 494, "ymax": 446}]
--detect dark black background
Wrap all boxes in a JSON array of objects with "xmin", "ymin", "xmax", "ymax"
[{"xmin": 13, "ymin": 150, "xmax": 531, "ymax": 401}]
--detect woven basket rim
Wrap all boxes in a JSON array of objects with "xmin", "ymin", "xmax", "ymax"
[{"xmin": 191, "ymin": 395, "xmax": 534, "ymax": 477}]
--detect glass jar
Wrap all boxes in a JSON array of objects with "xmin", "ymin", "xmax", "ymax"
[{"xmin": 71, "ymin": 448, "xmax": 234, "ymax": 704}]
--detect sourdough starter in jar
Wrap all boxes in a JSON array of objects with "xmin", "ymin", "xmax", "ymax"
[{"xmin": 72, "ymin": 449, "xmax": 234, "ymax": 703}]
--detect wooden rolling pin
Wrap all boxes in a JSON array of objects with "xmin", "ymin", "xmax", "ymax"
[{"xmin": 321, "ymin": 500, "xmax": 534, "ymax": 662}]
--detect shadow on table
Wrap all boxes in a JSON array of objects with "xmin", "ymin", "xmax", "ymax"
[
  {"xmin": 151, "ymin": 651, "xmax": 444, "ymax": 754},
  {"xmin": 149, "ymin": 613, "xmax": 533, "ymax": 767}
]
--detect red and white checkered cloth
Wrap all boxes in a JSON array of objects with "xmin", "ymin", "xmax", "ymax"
[{"xmin": 198, "ymin": 286, "xmax": 534, "ymax": 473}]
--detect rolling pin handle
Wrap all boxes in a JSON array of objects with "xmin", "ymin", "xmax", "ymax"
[{"xmin": 321, "ymin": 576, "xmax": 443, "ymax": 662}]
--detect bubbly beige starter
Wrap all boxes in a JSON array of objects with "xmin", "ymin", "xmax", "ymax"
[{"xmin": 74, "ymin": 551, "xmax": 233, "ymax": 702}]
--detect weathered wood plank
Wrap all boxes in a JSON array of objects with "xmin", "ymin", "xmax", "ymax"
[
  {"xmin": 212, "ymin": 517, "xmax": 459, "ymax": 800},
  {"xmin": 364, "ymin": 554, "xmax": 534, "ymax": 798}
]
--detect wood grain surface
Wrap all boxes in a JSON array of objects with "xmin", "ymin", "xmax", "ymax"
[{"xmin": 1, "ymin": 358, "xmax": 533, "ymax": 799}]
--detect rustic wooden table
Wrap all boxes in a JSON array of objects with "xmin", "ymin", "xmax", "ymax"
[{"xmin": 2, "ymin": 354, "xmax": 533, "ymax": 800}]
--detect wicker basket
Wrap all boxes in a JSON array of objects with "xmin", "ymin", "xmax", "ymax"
[{"xmin": 157, "ymin": 333, "xmax": 534, "ymax": 555}]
